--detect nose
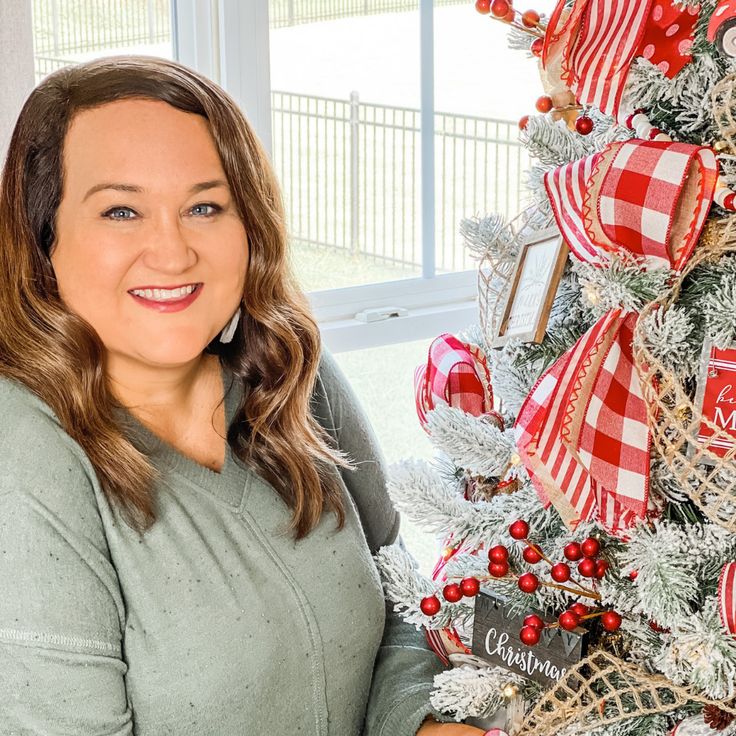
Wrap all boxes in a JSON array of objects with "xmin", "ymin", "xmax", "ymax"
[{"xmin": 140, "ymin": 212, "xmax": 198, "ymax": 274}]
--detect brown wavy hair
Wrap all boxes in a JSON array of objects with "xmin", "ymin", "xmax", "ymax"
[{"xmin": 0, "ymin": 55, "xmax": 351, "ymax": 539}]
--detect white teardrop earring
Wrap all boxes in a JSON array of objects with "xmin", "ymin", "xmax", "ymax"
[{"xmin": 219, "ymin": 307, "xmax": 241, "ymax": 344}]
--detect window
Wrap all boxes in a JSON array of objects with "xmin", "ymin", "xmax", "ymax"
[{"xmin": 31, "ymin": 0, "xmax": 174, "ymax": 81}]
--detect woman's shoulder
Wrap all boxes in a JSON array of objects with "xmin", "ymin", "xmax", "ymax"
[
  {"xmin": 0, "ymin": 374, "xmax": 101, "ymax": 507},
  {"xmin": 0, "ymin": 374, "xmax": 79, "ymax": 450}
]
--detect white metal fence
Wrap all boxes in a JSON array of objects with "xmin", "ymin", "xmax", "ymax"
[{"xmin": 272, "ymin": 90, "xmax": 528, "ymax": 272}]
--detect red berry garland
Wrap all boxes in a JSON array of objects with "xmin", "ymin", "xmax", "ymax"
[
  {"xmin": 489, "ymin": 544, "xmax": 510, "ymax": 563},
  {"xmin": 564, "ymin": 542, "xmax": 583, "ymax": 561},
  {"xmin": 535, "ymin": 95, "xmax": 553, "ymax": 113},
  {"xmin": 559, "ymin": 610, "xmax": 580, "ymax": 631},
  {"xmin": 521, "ymin": 9, "xmax": 540, "ymax": 27},
  {"xmin": 443, "ymin": 583, "xmax": 463, "ymax": 603},
  {"xmin": 601, "ymin": 611, "xmax": 623, "ymax": 632},
  {"xmin": 520, "ymin": 625, "xmax": 542, "ymax": 646},
  {"xmin": 509, "ymin": 520, "xmax": 529, "ymax": 540},
  {"xmin": 489, "ymin": 561, "xmax": 510, "ymax": 578},
  {"xmin": 475, "ymin": 0, "xmax": 491, "ymax": 13},
  {"xmin": 530, "ymin": 38, "xmax": 544, "ymax": 57},
  {"xmin": 490, "ymin": 0, "xmax": 511, "ymax": 17},
  {"xmin": 460, "ymin": 577, "xmax": 481, "ymax": 597},
  {"xmin": 524, "ymin": 614, "xmax": 545, "ymax": 630},
  {"xmin": 420, "ymin": 595, "xmax": 441, "ymax": 616},
  {"xmin": 581, "ymin": 537, "xmax": 601, "ymax": 558},
  {"xmin": 518, "ymin": 572, "xmax": 540, "ymax": 593},
  {"xmin": 575, "ymin": 116, "xmax": 594, "ymax": 135},
  {"xmin": 570, "ymin": 602, "xmax": 589, "ymax": 617},
  {"xmin": 519, "ymin": 115, "xmax": 530, "ymax": 130},
  {"xmin": 551, "ymin": 562, "xmax": 571, "ymax": 583},
  {"xmin": 523, "ymin": 545, "xmax": 543, "ymax": 564},
  {"xmin": 578, "ymin": 558, "xmax": 597, "ymax": 578}
]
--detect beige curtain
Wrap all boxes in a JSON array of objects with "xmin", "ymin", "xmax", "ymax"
[{"xmin": 0, "ymin": 2, "xmax": 34, "ymax": 167}]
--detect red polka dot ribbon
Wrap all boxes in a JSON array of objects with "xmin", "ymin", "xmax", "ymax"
[{"xmin": 635, "ymin": 0, "xmax": 699, "ymax": 78}]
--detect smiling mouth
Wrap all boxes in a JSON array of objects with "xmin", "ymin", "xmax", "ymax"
[{"xmin": 128, "ymin": 283, "xmax": 203, "ymax": 302}]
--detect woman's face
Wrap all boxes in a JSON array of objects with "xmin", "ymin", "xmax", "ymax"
[{"xmin": 51, "ymin": 98, "xmax": 248, "ymax": 373}]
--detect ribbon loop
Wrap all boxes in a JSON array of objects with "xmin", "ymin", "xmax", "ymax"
[{"xmin": 518, "ymin": 140, "xmax": 717, "ymax": 536}]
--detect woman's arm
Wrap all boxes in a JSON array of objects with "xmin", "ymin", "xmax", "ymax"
[
  {"xmin": 0, "ymin": 389, "xmax": 133, "ymax": 734},
  {"xmin": 313, "ymin": 349, "xmax": 485, "ymax": 736}
]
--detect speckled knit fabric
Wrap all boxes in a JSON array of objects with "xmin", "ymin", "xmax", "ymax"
[{"xmin": 0, "ymin": 349, "xmax": 454, "ymax": 735}]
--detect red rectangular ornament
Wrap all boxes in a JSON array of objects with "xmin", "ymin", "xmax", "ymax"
[{"xmin": 696, "ymin": 345, "xmax": 736, "ymax": 457}]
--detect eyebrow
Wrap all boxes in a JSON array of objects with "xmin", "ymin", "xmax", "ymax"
[{"xmin": 82, "ymin": 179, "xmax": 229, "ymax": 203}]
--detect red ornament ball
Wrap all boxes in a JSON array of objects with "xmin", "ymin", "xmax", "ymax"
[
  {"xmin": 601, "ymin": 611, "xmax": 623, "ymax": 632},
  {"xmin": 531, "ymin": 37, "xmax": 544, "ymax": 57},
  {"xmin": 551, "ymin": 562, "xmax": 571, "ymax": 583},
  {"xmin": 570, "ymin": 602, "xmax": 589, "ymax": 617},
  {"xmin": 521, "ymin": 9, "xmax": 540, "ymax": 27},
  {"xmin": 420, "ymin": 595, "xmax": 441, "ymax": 616},
  {"xmin": 490, "ymin": 0, "xmax": 511, "ymax": 17},
  {"xmin": 519, "ymin": 115, "xmax": 530, "ymax": 130},
  {"xmin": 518, "ymin": 572, "xmax": 540, "ymax": 593},
  {"xmin": 564, "ymin": 542, "xmax": 583, "ymax": 562},
  {"xmin": 443, "ymin": 583, "xmax": 463, "ymax": 603},
  {"xmin": 724, "ymin": 192, "xmax": 736, "ymax": 211},
  {"xmin": 581, "ymin": 537, "xmax": 601, "ymax": 558},
  {"xmin": 578, "ymin": 558, "xmax": 597, "ymax": 578},
  {"xmin": 523, "ymin": 545, "xmax": 543, "ymax": 564},
  {"xmin": 509, "ymin": 520, "xmax": 529, "ymax": 540},
  {"xmin": 575, "ymin": 116, "xmax": 594, "ymax": 135},
  {"xmin": 475, "ymin": 0, "xmax": 491, "ymax": 13},
  {"xmin": 595, "ymin": 560, "xmax": 610, "ymax": 579},
  {"xmin": 489, "ymin": 544, "xmax": 510, "ymax": 563},
  {"xmin": 524, "ymin": 613, "xmax": 545, "ymax": 630},
  {"xmin": 535, "ymin": 95, "xmax": 553, "ymax": 113},
  {"xmin": 489, "ymin": 561, "xmax": 510, "ymax": 578},
  {"xmin": 559, "ymin": 610, "xmax": 580, "ymax": 631},
  {"xmin": 520, "ymin": 625, "xmax": 541, "ymax": 646},
  {"xmin": 460, "ymin": 577, "xmax": 481, "ymax": 597}
]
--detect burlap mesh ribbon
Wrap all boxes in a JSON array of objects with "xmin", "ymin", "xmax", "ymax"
[
  {"xmin": 632, "ymin": 216, "xmax": 736, "ymax": 533},
  {"xmin": 517, "ymin": 650, "xmax": 736, "ymax": 736},
  {"xmin": 630, "ymin": 73, "xmax": 736, "ymax": 533}
]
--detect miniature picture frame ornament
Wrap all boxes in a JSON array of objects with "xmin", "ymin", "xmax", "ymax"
[{"xmin": 493, "ymin": 227, "xmax": 568, "ymax": 348}]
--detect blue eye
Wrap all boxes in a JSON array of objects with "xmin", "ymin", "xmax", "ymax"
[
  {"xmin": 104, "ymin": 206, "xmax": 136, "ymax": 220},
  {"xmin": 191, "ymin": 203, "xmax": 222, "ymax": 217}
]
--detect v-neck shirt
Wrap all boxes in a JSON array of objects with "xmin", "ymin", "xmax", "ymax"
[{"xmin": 0, "ymin": 349, "xmax": 451, "ymax": 735}]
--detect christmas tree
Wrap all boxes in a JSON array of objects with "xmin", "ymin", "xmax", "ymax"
[{"xmin": 377, "ymin": 2, "xmax": 736, "ymax": 735}]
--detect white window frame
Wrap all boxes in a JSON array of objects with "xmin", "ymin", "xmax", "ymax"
[{"xmin": 173, "ymin": 0, "xmax": 479, "ymax": 353}]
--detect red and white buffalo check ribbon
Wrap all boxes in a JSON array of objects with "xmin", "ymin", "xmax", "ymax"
[
  {"xmin": 545, "ymin": 141, "xmax": 717, "ymax": 271},
  {"xmin": 414, "ymin": 333, "xmax": 501, "ymax": 431},
  {"xmin": 518, "ymin": 140, "xmax": 717, "ymax": 536},
  {"xmin": 719, "ymin": 562, "xmax": 736, "ymax": 637}
]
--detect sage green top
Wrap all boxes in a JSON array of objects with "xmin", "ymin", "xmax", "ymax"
[{"xmin": 0, "ymin": 349, "xmax": 453, "ymax": 735}]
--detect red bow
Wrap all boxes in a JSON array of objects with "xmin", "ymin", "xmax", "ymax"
[
  {"xmin": 515, "ymin": 140, "xmax": 717, "ymax": 536},
  {"xmin": 414, "ymin": 333, "xmax": 502, "ymax": 431},
  {"xmin": 543, "ymin": 0, "xmax": 699, "ymax": 119}
]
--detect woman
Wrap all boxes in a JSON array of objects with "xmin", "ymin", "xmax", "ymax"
[{"xmin": 0, "ymin": 56, "xmax": 486, "ymax": 735}]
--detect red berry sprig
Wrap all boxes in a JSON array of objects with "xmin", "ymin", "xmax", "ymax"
[
  {"xmin": 477, "ymin": 1, "xmax": 548, "ymax": 38},
  {"xmin": 418, "ymin": 574, "xmax": 484, "ymax": 618},
  {"xmin": 575, "ymin": 115, "xmax": 594, "ymax": 135},
  {"xmin": 420, "ymin": 595, "xmax": 441, "ymax": 616}
]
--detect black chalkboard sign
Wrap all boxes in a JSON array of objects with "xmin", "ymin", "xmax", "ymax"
[{"xmin": 471, "ymin": 591, "xmax": 588, "ymax": 687}]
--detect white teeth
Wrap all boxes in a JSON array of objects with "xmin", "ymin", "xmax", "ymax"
[{"xmin": 131, "ymin": 284, "xmax": 197, "ymax": 301}]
